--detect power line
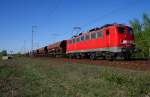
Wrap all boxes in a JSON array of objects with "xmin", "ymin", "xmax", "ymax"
[
  {"xmin": 23, "ymin": 40, "xmax": 26, "ymax": 53},
  {"xmin": 46, "ymin": 0, "xmax": 141, "ymax": 39},
  {"xmin": 75, "ymin": 0, "xmax": 141, "ymax": 28},
  {"xmin": 48, "ymin": 0, "xmax": 61, "ymax": 16},
  {"xmin": 39, "ymin": 0, "xmax": 62, "ymax": 45}
]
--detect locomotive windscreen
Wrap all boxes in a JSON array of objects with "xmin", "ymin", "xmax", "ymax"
[
  {"xmin": 128, "ymin": 27, "xmax": 134, "ymax": 35},
  {"xmin": 118, "ymin": 27, "xmax": 125, "ymax": 34}
]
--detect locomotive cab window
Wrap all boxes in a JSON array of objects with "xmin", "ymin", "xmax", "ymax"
[
  {"xmin": 76, "ymin": 38, "xmax": 80, "ymax": 42},
  {"xmin": 91, "ymin": 33, "xmax": 96, "ymax": 39},
  {"xmin": 128, "ymin": 27, "xmax": 133, "ymax": 35},
  {"xmin": 118, "ymin": 27, "xmax": 125, "ymax": 34},
  {"xmin": 73, "ymin": 39, "xmax": 76, "ymax": 43},
  {"xmin": 85, "ymin": 35, "xmax": 90, "ymax": 40},
  {"xmin": 69, "ymin": 40, "xmax": 72, "ymax": 44},
  {"xmin": 106, "ymin": 30, "xmax": 110, "ymax": 35},
  {"xmin": 81, "ymin": 36, "xmax": 85, "ymax": 41},
  {"xmin": 97, "ymin": 32, "xmax": 104, "ymax": 38}
]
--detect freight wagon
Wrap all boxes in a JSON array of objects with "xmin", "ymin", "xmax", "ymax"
[{"xmin": 34, "ymin": 40, "xmax": 67, "ymax": 57}]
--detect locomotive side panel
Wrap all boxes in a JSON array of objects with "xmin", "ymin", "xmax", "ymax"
[{"xmin": 66, "ymin": 26, "xmax": 118, "ymax": 53}]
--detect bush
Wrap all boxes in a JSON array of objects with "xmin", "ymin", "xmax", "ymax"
[{"xmin": 0, "ymin": 50, "xmax": 7, "ymax": 57}]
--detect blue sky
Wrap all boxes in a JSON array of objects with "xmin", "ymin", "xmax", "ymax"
[{"xmin": 0, "ymin": 0, "xmax": 150, "ymax": 53}]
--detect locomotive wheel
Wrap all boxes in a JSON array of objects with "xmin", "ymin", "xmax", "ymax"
[
  {"xmin": 90, "ymin": 54, "xmax": 96, "ymax": 60},
  {"xmin": 123, "ymin": 53, "xmax": 131, "ymax": 60},
  {"xmin": 105, "ymin": 53, "xmax": 116, "ymax": 61},
  {"xmin": 102, "ymin": 56, "xmax": 106, "ymax": 60},
  {"xmin": 68, "ymin": 54, "xmax": 74, "ymax": 59},
  {"xmin": 76, "ymin": 54, "xmax": 81, "ymax": 59},
  {"xmin": 110, "ymin": 54, "xmax": 117, "ymax": 61}
]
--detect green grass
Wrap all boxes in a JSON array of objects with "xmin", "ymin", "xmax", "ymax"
[{"xmin": 0, "ymin": 57, "xmax": 150, "ymax": 97}]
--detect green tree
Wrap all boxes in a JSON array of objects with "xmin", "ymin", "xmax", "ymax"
[
  {"xmin": 1, "ymin": 50, "xmax": 7, "ymax": 56},
  {"xmin": 143, "ymin": 13, "xmax": 150, "ymax": 30},
  {"xmin": 129, "ymin": 19, "xmax": 142, "ymax": 34},
  {"xmin": 0, "ymin": 50, "xmax": 7, "ymax": 58},
  {"xmin": 130, "ymin": 13, "xmax": 150, "ymax": 58}
]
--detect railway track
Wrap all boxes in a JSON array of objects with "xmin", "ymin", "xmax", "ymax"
[{"xmin": 39, "ymin": 57, "xmax": 150, "ymax": 71}]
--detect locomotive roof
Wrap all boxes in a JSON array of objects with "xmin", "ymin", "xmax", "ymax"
[
  {"xmin": 88, "ymin": 23, "xmax": 125, "ymax": 33},
  {"xmin": 71, "ymin": 23, "xmax": 127, "ymax": 39}
]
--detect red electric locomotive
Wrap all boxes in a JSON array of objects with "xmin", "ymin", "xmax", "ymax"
[{"xmin": 66, "ymin": 23, "xmax": 136, "ymax": 60}]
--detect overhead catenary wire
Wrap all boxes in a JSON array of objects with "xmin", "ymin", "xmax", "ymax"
[
  {"xmin": 48, "ymin": 0, "xmax": 62, "ymax": 17},
  {"xmin": 38, "ymin": 0, "xmax": 63, "ymax": 47},
  {"xmin": 74, "ymin": 0, "xmax": 141, "ymax": 29},
  {"xmin": 47, "ymin": 0, "xmax": 140, "ymax": 36}
]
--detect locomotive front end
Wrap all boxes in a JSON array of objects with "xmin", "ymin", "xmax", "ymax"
[{"xmin": 117, "ymin": 25, "xmax": 137, "ymax": 59}]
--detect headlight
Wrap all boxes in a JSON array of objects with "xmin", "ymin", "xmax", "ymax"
[
  {"xmin": 122, "ymin": 40, "xmax": 127, "ymax": 44},
  {"xmin": 121, "ymin": 40, "xmax": 135, "ymax": 44}
]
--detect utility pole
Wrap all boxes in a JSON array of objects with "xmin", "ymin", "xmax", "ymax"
[
  {"xmin": 31, "ymin": 26, "xmax": 37, "ymax": 51},
  {"xmin": 23, "ymin": 40, "xmax": 26, "ymax": 54},
  {"xmin": 10, "ymin": 50, "xmax": 13, "ymax": 55},
  {"xmin": 149, "ymin": 47, "xmax": 150, "ymax": 58}
]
